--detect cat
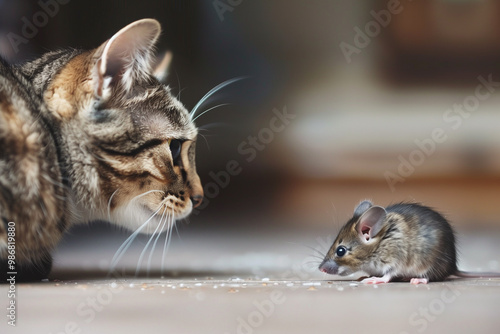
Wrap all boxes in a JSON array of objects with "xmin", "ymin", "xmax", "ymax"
[{"xmin": 0, "ymin": 19, "xmax": 204, "ymax": 281}]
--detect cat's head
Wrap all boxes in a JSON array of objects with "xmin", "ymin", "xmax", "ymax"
[{"xmin": 44, "ymin": 19, "xmax": 203, "ymax": 232}]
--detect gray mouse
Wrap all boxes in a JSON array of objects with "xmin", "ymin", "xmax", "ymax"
[{"xmin": 319, "ymin": 200, "xmax": 499, "ymax": 284}]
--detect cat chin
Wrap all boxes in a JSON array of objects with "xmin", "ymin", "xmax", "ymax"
[{"xmin": 109, "ymin": 201, "xmax": 193, "ymax": 234}]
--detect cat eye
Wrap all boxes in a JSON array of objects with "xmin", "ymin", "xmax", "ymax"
[
  {"xmin": 168, "ymin": 139, "xmax": 181, "ymax": 161},
  {"xmin": 335, "ymin": 246, "xmax": 347, "ymax": 257}
]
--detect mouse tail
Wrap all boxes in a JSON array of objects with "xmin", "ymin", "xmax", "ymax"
[{"xmin": 453, "ymin": 270, "xmax": 500, "ymax": 278}]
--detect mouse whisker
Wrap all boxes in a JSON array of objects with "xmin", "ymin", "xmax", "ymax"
[
  {"xmin": 287, "ymin": 241, "xmax": 328, "ymax": 258},
  {"xmin": 302, "ymin": 260, "xmax": 323, "ymax": 268},
  {"xmin": 307, "ymin": 254, "xmax": 326, "ymax": 261},
  {"xmin": 305, "ymin": 245, "xmax": 327, "ymax": 258}
]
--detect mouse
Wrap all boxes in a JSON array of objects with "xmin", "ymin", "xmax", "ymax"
[{"xmin": 319, "ymin": 200, "xmax": 500, "ymax": 284}]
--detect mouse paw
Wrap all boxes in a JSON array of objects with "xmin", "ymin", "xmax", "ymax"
[
  {"xmin": 361, "ymin": 275, "xmax": 391, "ymax": 284},
  {"xmin": 410, "ymin": 278, "xmax": 428, "ymax": 285}
]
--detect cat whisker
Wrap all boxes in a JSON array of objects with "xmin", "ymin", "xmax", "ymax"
[
  {"xmin": 173, "ymin": 216, "xmax": 182, "ymax": 241},
  {"xmin": 197, "ymin": 132, "xmax": 210, "ymax": 151},
  {"xmin": 110, "ymin": 188, "xmax": 163, "ymax": 232},
  {"xmin": 190, "ymin": 76, "xmax": 248, "ymax": 120},
  {"xmin": 129, "ymin": 189, "xmax": 165, "ymax": 204},
  {"xmin": 135, "ymin": 203, "xmax": 167, "ymax": 276},
  {"xmin": 173, "ymin": 70, "xmax": 184, "ymax": 100},
  {"xmin": 180, "ymin": 215, "xmax": 190, "ymax": 230},
  {"xmin": 198, "ymin": 122, "xmax": 231, "ymax": 131},
  {"xmin": 109, "ymin": 204, "xmax": 163, "ymax": 273},
  {"xmin": 107, "ymin": 189, "xmax": 119, "ymax": 222},
  {"xmin": 161, "ymin": 209, "xmax": 176, "ymax": 276},
  {"xmin": 146, "ymin": 207, "xmax": 169, "ymax": 276},
  {"xmin": 196, "ymin": 132, "xmax": 217, "ymax": 138},
  {"xmin": 176, "ymin": 87, "xmax": 187, "ymax": 101},
  {"xmin": 191, "ymin": 103, "xmax": 229, "ymax": 123}
]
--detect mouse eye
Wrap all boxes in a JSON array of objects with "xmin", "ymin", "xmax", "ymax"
[{"xmin": 336, "ymin": 246, "xmax": 347, "ymax": 257}]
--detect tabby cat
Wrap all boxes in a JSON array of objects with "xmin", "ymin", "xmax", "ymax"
[{"xmin": 0, "ymin": 19, "xmax": 204, "ymax": 281}]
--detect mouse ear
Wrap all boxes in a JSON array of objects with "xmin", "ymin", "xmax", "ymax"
[
  {"xmin": 354, "ymin": 200, "xmax": 373, "ymax": 217},
  {"xmin": 357, "ymin": 206, "xmax": 387, "ymax": 242}
]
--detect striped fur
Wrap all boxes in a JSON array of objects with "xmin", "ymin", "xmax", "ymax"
[{"xmin": 0, "ymin": 19, "xmax": 203, "ymax": 281}]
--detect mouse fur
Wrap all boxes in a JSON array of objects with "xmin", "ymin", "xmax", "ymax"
[{"xmin": 319, "ymin": 200, "xmax": 458, "ymax": 283}]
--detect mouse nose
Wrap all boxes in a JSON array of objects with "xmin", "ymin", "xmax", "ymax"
[
  {"xmin": 191, "ymin": 195, "xmax": 203, "ymax": 208},
  {"xmin": 319, "ymin": 259, "xmax": 339, "ymax": 275}
]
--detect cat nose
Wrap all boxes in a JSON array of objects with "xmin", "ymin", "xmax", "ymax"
[{"xmin": 191, "ymin": 195, "xmax": 203, "ymax": 208}]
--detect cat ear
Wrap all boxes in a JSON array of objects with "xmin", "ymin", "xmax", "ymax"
[
  {"xmin": 354, "ymin": 200, "xmax": 373, "ymax": 217},
  {"xmin": 94, "ymin": 19, "xmax": 161, "ymax": 99},
  {"xmin": 153, "ymin": 51, "xmax": 172, "ymax": 83},
  {"xmin": 357, "ymin": 206, "xmax": 387, "ymax": 242}
]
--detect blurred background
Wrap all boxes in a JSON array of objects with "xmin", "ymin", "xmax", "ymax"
[{"xmin": 1, "ymin": 0, "xmax": 500, "ymax": 276}]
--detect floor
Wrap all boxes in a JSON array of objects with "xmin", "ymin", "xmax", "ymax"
[{"xmin": 2, "ymin": 222, "xmax": 500, "ymax": 334}]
